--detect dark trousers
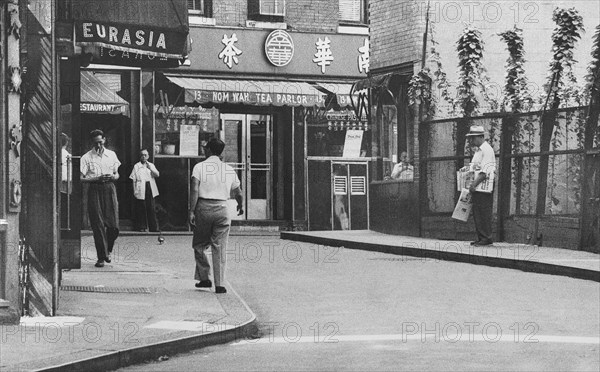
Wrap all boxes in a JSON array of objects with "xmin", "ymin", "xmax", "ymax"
[
  {"xmin": 472, "ymin": 191, "xmax": 493, "ymax": 243},
  {"xmin": 134, "ymin": 182, "xmax": 158, "ymax": 232},
  {"xmin": 88, "ymin": 183, "xmax": 119, "ymax": 261}
]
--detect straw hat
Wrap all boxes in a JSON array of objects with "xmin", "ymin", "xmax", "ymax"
[{"xmin": 465, "ymin": 125, "xmax": 485, "ymax": 137}]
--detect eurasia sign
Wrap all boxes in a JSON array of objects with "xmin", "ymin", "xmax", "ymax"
[{"xmin": 76, "ymin": 21, "xmax": 187, "ymax": 59}]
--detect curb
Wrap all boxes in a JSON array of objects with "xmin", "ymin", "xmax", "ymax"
[
  {"xmin": 280, "ymin": 232, "xmax": 600, "ymax": 283},
  {"xmin": 29, "ymin": 285, "xmax": 257, "ymax": 372}
]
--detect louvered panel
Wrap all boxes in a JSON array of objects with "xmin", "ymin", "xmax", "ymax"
[
  {"xmin": 350, "ymin": 176, "xmax": 366, "ymax": 195},
  {"xmin": 334, "ymin": 176, "xmax": 348, "ymax": 195}
]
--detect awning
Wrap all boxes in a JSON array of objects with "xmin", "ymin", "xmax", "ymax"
[
  {"xmin": 80, "ymin": 71, "xmax": 129, "ymax": 116},
  {"xmin": 352, "ymin": 72, "xmax": 410, "ymax": 92},
  {"xmin": 69, "ymin": 0, "xmax": 189, "ymax": 60},
  {"xmin": 164, "ymin": 75, "xmax": 332, "ymax": 107},
  {"xmin": 311, "ymin": 83, "xmax": 356, "ymax": 108}
]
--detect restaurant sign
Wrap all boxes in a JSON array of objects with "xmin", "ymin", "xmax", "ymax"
[
  {"xmin": 187, "ymin": 90, "xmax": 327, "ymax": 107},
  {"xmin": 76, "ymin": 21, "xmax": 187, "ymax": 58},
  {"xmin": 80, "ymin": 103, "xmax": 127, "ymax": 114}
]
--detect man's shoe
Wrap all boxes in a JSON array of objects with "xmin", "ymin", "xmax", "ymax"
[
  {"xmin": 215, "ymin": 286, "xmax": 227, "ymax": 294},
  {"xmin": 195, "ymin": 280, "xmax": 212, "ymax": 288},
  {"xmin": 470, "ymin": 240, "xmax": 480, "ymax": 246},
  {"xmin": 94, "ymin": 260, "xmax": 105, "ymax": 268},
  {"xmin": 105, "ymin": 255, "xmax": 111, "ymax": 263},
  {"xmin": 474, "ymin": 240, "xmax": 493, "ymax": 246}
]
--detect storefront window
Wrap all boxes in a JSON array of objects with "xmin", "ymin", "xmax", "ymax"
[
  {"xmin": 307, "ymin": 109, "xmax": 370, "ymax": 158},
  {"xmin": 154, "ymin": 105, "xmax": 219, "ymax": 157}
]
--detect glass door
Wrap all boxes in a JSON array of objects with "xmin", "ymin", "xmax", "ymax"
[{"xmin": 220, "ymin": 114, "xmax": 272, "ymax": 220}]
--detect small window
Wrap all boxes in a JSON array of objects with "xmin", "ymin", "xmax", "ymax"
[
  {"xmin": 248, "ymin": 0, "xmax": 285, "ymax": 21},
  {"xmin": 339, "ymin": 0, "xmax": 367, "ymax": 23},
  {"xmin": 188, "ymin": 0, "xmax": 212, "ymax": 17},
  {"xmin": 260, "ymin": 0, "xmax": 285, "ymax": 16}
]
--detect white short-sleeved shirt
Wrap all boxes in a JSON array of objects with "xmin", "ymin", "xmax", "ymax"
[
  {"xmin": 192, "ymin": 156, "xmax": 241, "ymax": 201},
  {"xmin": 129, "ymin": 162, "xmax": 159, "ymax": 200},
  {"xmin": 471, "ymin": 140, "xmax": 496, "ymax": 175},
  {"xmin": 80, "ymin": 148, "xmax": 121, "ymax": 179}
]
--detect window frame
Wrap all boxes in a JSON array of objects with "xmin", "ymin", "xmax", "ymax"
[
  {"xmin": 339, "ymin": 0, "xmax": 368, "ymax": 25},
  {"xmin": 187, "ymin": 0, "xmax": 213, "ymax": 18},
  {"xmin": 248, "ymin": 0, "xmax": 285, "ymax": 22}
]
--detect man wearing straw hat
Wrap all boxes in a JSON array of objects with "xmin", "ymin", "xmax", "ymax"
[{"xmin": 465, "ymin": 125, "xmax": 496, "ymax": 246}]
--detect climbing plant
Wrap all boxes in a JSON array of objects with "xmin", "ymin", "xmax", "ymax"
[
  {"xmin": 455, "ymin": 24, "xmax": 487, "ymax": 117},
  {"xmin": 408, "ymin": 68, "xmax": 435, "ymax": 120},
  {"xmin": 543, "ymin": 7, "xmax": 585, "ymax": 109},
  {"xmin": 542, "ymin": 8, "xmax": 585, "ymax": 214},
  {"xmin": 498, "ymin": 26, "xmax": 536, "ymax": 211},
  {"xmin": 498, "ymin": 26, "xmax": 534, "ymax": 113},
  {"xmin": 408, "ymin": 20, "xmax": 456, "ymax": 119},
  {"xmin": 586, "ymin": 24, "xmax": 600, "ymax": 146}
]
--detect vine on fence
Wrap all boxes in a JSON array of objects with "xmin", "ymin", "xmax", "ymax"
[
  {"xmin": 543, "ymin": 7, "xmax": 585, "ymax": 108},
  {"xmin": 586, "ymin": 25, "xmax": 600, "ymax": 146},
  {"xmin": 455, "ymin": 24, "xmax": 499, "ymax": 118},
  {"xmin": 498, "ymin": 26, "xmax": 535, "ymax": 212},
  {"xmin": 498, "ymin": 26, "xmax": 534, "ymax": 113},
  {"xmin": 543, "ymin": 8, "xmax": 585, "ymax": 213}
]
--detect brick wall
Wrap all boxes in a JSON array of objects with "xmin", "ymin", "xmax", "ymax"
[
  {"xmin": 370, "ymin": 0, "xmax": 425, "ymax": 71},
  {"xmin": 213, "ymin": 0, "xmax": 247, "ymax": 26},
  {"xmin": 287, "ymin": 0, "xmax": 338, "ymax": 33}
]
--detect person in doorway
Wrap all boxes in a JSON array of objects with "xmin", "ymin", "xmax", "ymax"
[
  {"xmin": 60, "ymin": 133, "xmax": 72, "ymax": 228},
  {"xmin": 129, "ymin": 149, "xmax": 160, "ymax": 232},
  {"xmin": 189, "ymin": 138, "xmax": 243, "ymax": 294},
  {"xmin": 465, "ymin": 125, "xmax": 496, "ymax": 246},
  {"xmin": 390, "ymin": 151, "xmax": 414, "ymax": 181},
  {"xmin": 80, "ymin": 129, "xmax": 121, "ymax": 267}
]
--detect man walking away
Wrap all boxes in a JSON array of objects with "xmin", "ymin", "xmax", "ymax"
[
  {"xmin": 189, "ymin": 138, "xmax": 243, "ymax": 294},
  {"xmin": 81, "ymin": 129, "xmax": 121, "ymax": 267},
  {"xmin": 130, "ymin": 149, "xmax": 160, "ymax": 232},
  {"xmin": 466, "ymin": 125, "xmax": 496, "ymax": 246}
]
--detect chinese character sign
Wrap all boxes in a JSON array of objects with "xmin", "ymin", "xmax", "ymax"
[
  {"xmin": 265, "ymin": 30, "xmax": 294, "ymax": 67},
  {"xmin": 313, "ymin": 37, "xmax": 334, "ymax": 74},
  {"xmin": 358, "ymin": 38, "xmax": 369, "ymax": 73},
  {"xmin": 219, "ymin": 33, "xmax": 242, "ymax": 69}
]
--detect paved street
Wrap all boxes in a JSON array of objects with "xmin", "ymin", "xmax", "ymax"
[{"xmin": 119, "ymin": 235, "xmax": 600, "ymax": 371}]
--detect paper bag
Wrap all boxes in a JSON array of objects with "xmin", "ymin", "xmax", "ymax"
[{"xmin": 452, "ymin": 189, "xmax": 472, "ymax": 222}]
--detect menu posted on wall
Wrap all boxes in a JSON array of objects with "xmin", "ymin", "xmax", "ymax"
[
  {"xmin": 342, "ymin": 130, "xmax": 364, "ymax": 158},
  {"xmin": 179, "ymin": 125, "xmax": 200, "ymax": 156}
]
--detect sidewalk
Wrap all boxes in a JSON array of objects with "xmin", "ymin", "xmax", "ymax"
[
  {"xmin": 281, "ymin": 230, "xmax": 600, "ymax": 282},
  {"xmin": 0, "ymin": 235, "xmax": 256, "ymax": 372}
]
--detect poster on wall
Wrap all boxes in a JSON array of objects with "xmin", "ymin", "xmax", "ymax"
[
  {"xmin": 179, "ymin": 125, "xmax": 200, "ymax": 156},
  {"xmin": 342, "ymin": 130, "xmax": 364, "ymax": 158}
]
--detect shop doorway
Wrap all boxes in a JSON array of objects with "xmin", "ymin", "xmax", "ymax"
[{"xmin": 220, "ymin": 114, "xmax": 272, "ymax": 220}]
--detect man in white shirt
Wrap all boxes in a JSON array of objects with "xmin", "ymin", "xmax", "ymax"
[
  {"xmin": 80, "ymin": 129, "xmax": 121, "ymax": 267},
  {"xmin": 189, "ymin": 138, "xmax": 243, "ymax": 294},
  {"xmin": 390, "ymin": 151, "xmax": 414, "ymax": 181},
  {"xmin": 129, "ymin": 149, "xmax": 160, "ymax": 232},
  {"xmin": 466, "ymin": 125, "xmax": 496, "ymax": 246}
]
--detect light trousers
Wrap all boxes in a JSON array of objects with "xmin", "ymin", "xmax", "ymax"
[{"xmin": 192, "ymin": 199, "xmax": 231, "ymax": 287}]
